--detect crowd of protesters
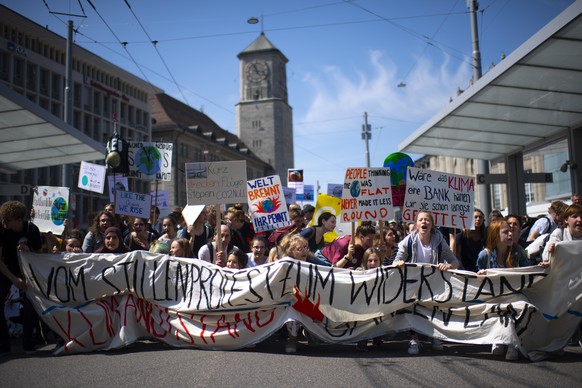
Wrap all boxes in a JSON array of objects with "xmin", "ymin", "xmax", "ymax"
[{"xmin": 1, "ymin": 194, "xmax": 581, "ymax": 359}]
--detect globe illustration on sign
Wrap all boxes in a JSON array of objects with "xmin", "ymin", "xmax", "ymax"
[
  {"xmin": 383, "ymin": 152, "xmax": 414, "ymax": 186},
  {"xmin": 51, "ymin": 197, "xmax": 68, "ymax": 226},
  {"xmin": 136, "ymin": 146, "xmax": 162, "ymax": 175},
  {"xmin": 349, "ymin": 180, "xmax": 361, "ymax": 197}
]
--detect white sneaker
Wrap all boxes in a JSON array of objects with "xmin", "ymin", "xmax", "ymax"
[
  {"xmin": 491, "ymin": 343, "xmax": 505, "ymax": 356},
  {"xmin": 505, "ymin": 346, "xmax": 519, "ymax": 361},
  {"xmin": 431, "ymin": 338, "xmax": 443, "ymax": 351},
  {"xmin": 408, "ymin": 340, "xmax": 421, "ymax": 355}
]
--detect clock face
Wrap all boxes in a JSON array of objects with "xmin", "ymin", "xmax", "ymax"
[{"xmin": 246, "ymin": 60, "xmax": 269, "ymax": 83}]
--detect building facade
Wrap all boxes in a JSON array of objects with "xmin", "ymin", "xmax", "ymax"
[
  {"xmin": 0, "ymin": 5, "xmax": 154, "ymax": 229},
  {"xmin": 150, "ymin": 93, "xmax": 272, "ymax": 209},
  {"xmin": 236, "ymin": 33, "xmax": 294, "ymax": 184}
]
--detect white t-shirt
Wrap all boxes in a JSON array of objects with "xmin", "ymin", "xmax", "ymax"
[{"xmin": 416, "ymin": 240, "xmax": 434, "ymax": 264}]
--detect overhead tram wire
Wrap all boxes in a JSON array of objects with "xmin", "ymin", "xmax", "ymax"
[
  {"xmin": 345, "ymin": 1, "xmax": 476, "ymax": 71},
  {"xmin": 122, "ymin": 0, "xmax": 190, "ymax": 106},
  {"xmin": 397, "ymin": 0, "xmax": 461, "ymax": 87},
  {"xmin": 43, "ymin": 0, "xmax": 234, "ymax": 117},
  {"xmin": 85, "ymin": 0, "xmax": 157, "ymax": 97}
]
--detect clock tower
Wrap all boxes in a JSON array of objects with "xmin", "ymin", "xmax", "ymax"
[{"xmin": 236, "ymin": 33, "xmax": 294, "ymax": 183}]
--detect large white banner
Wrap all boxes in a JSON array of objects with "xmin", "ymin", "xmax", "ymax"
[{"xmin": 21, "ymin": 242, "xmax": 582, "ymax": 356}]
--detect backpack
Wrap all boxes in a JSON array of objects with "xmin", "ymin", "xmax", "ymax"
[{"xmin": 518, "ymin": 215, "xmax": 550, "ymax": 247}]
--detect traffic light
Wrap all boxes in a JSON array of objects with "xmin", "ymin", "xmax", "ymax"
[{"xmin": 106, "ymin": 132, "xmax": 129, "ymax": 175}]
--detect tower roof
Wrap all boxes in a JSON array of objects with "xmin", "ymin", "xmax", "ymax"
[{"xmin": 238, "ymin": 33, "xmax": 288, "ymax": 62}]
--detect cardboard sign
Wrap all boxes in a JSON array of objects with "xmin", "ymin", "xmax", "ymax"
[
  {"xmin": 181, "ymin": 204, "xmax": 206, "ymax": 226},
  {"xmin": 78, "ymin": 161, "xmax": 106, "ymax": 194},
  {"xmin": 282, "ymin": 186, "xmax": 296, "ymax": 206},
  {"xmin": 128, "ymin": 142, "xmax": 173, "ymax": 181},
  {"xmin": 114, "ymin": 190, "xmax": 152, "ymax": 218},
  {"xmin": 31, "ymin": 186, "xmax": 69, "ymax": 234},
  {"xmin": 185, "ymin": 161, "xmax": 247, "ymax": 205},
  {"xmin": 403, "ymin": 167, "xmax": 475, "ymax": 229},
  {"xmin": 150, "ymin": 190, "xmax": 170, "ymax": 209},
  {"xmin": 340, "ymin": 167, "xmax": 394, "ymax": 223},
  {"xmin": 247, "ymin": 175, "xmax": 289, "ymax": 233},
  {"xmin": 327, "ymin": 183, "xmax": 343, "ymax": 198},
  {"xmin": 107, "ymin": 175, "xmax": 129, "ymax": 203},
  {"xmin": 297, "ymin": 184, "xmax": 314, "ymax": 201},
  {"xmin": 288, "ymin": 169, "xmax": 304, "ymax": 195}
]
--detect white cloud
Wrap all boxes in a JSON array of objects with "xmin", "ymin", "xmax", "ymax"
[{"xmin": 300, "ymin": 50, "xmax": 471, "ymax": 132}]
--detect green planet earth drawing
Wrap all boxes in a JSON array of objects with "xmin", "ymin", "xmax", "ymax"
[{"xmin": 136, "ymin": 146, "xmax": 162, "ymax": 175}]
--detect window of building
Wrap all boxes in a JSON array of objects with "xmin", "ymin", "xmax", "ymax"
[
  {"xmin": 39, "ymin": 68, "xmax": 49, "ymax": 96},
  {"xmin": 13, "ymin": 57, "xmax": 24, "ymax": 86},
  {"xmin": 73, "ymin": 82, "xmax": 81, "ymax": 107},
  {"xmin": 93, "ymin": 91, "xmax": 101, "ymax": 115},
  {"xmin": 83, "ymin": 85, "xmax": 91, "ymax": 111},
  {"xmin": 51, "ymin": 73, "xmax": 61, "ymax": 100},
  {"xmin": 0, "ymin": 50, "xmax": 9, "ymax": 81},
  {"xmin": 523, "ymin": 138, "xmax": 571, "ymax": 202},
  {"xmin": 51, "ymin": 101, "xmax": 61, "ymax": 118},
  {"xmin": 103, "ymin": 95, "xmax": 110, "ymax": 116}
]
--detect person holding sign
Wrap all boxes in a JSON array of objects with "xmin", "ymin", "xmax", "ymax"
[
  {"xmin": 198, "ymin": 224, "xmax": 237, "ymax": 267},
  {"xmin": 329, "ymin": 224, "xmax": 376, "ymax": 269},
  {"xmin": 393, "ymin": 210, "xmax": 460, "ymax": 355}
]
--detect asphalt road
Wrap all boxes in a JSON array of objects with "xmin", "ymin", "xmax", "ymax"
[{"xmin": 1, "ymin": 333, "xmax": 581, "ymax": 387}]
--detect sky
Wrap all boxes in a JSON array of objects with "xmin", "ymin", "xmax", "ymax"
[{"xmin": 2, "ymin": 0, "xmax": 576, "ymax": 202}]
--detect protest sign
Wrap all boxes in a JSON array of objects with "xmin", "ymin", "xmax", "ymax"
[
  {"xmin": 282, "ymin": 186, "xmax": 296, "ymax": 206},
  {"xmin": 313, "ymin": 193, "xmax": 347, "ymax": 241},
  {"xmin": 114, "ymin": 190, "xmax": 152, "ymax": 218},
  {"xmin": 107, "ymin": 175, "xmax": 129, "ymax": 203},
  {"xmin": 181, "ymin": 204, "xmax": 206, "ymax": 226},
  {"xmin": 403, "ymin": 167, "xmax": 475, "ymax": 229},
  {"xmin": 150, "ymin": 190, "xmax": 170, "ymax": 209},
  {"xmin": 78, "ymin": 161, "xmax": 106, "ymax": 194},
  {"xmin": 384, "ymin": 152, "xmax": 414, "ymax": 207},
  {"xmin": 297, "ymin": 184, "xmax": 314, "ymax": 201},
  {"xmin": 340, "ymin": 167, "xmax": 394, "ymax": 223},
  {"xmin": 31, "ymin": 186, "xmax": 69, "ymax": 234},
  {"xmin": 128, "ymin": 142, "xmax": 173, "ymax": 181},
  {"xmin": 185, "ymin": 161, "xmax": 247, "ymax": 205},
  {"xmin": 288, "ymin": 169, "xmax": 304, "ymax": 195},
  {"xmin": 247, "ymin": 175, "xmax": 289, "ymax": 233},
  {"xmin": 20, "ymin": 241, "xmax": 582, "ymax": 356},
  {"xmin": 327, "ymin": 183, "xmax": 343, "ymax": 198}
]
